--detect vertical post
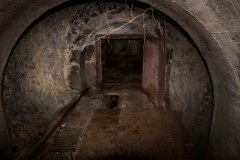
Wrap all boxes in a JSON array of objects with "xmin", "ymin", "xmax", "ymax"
[
  {"xmin": 161, "ymin": 15, "xmax": 169, "ymax": 109},
  {"xmin": 142, "ymin": 38, "xmax": 166, "ymax": 106},
  {"xmin": 95, "ymin": 36, "xmax": 102, "ymax": 86}
]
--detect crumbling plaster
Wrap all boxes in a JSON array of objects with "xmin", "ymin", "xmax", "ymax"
[{"xmin": 0, "ymin": 0, "xmax": 239, "ymax": 159}]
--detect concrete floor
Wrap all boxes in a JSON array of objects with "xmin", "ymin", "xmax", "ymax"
[{"xmin": 33, "ymin": 83, "xmax": 195, "ymax": 160}]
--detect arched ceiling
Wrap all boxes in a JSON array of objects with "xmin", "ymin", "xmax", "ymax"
[{"xmin": 0, "ymin": 0, "xmax": 239, "ymax": 159}]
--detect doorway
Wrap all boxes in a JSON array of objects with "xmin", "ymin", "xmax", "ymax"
[
  {"xmin": 96, "ymin": 35, "xmax": 167, "ymax": 106},
  {"xmin": 101, "ymin": 39, "xmax": 143, "ymax": 83},
  {"xmin": 96, "ymin": 34, "xmax": 144, "ymax": 86}
]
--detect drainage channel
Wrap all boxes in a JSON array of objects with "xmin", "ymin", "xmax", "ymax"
[
  {"xmin": 74, "ymin": 92, "xmax": 121, "ymax": 159},
  {"xmin": 103, "ymin": 94, "xmax": 119, "ymax": 109}
]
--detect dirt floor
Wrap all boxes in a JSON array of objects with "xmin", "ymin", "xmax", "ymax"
[{"xmin": 32, "ymin": 82, "xmax": 195, "ymax": 160}]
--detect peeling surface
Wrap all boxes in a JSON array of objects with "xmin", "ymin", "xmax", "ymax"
[
  {"xmin": 2, "ymin": 1, "xmax": 213, "ymax": 158},
  {"xmin": 168, "ymin": 26, "xmax": 213, "ymax": 156}
]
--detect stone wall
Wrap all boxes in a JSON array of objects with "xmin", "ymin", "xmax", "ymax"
[
  {"xmin": 0, "ymin": 0, "xmax": 239, "ymax": 159},
  {"xmin": 66, "ymin": 3, "xmax": 158, "ymax": 88},
  {"xmin": 2, "ymin": 1, "xmax": 213, "ymax": 158},
  {"xmin": 2, "ymin": 2, "xmax": 159, "ymax": 153},
  {"xmin": 3, "ymin": 9, "xmax": 80, "ymax": 151},
  {"xmin": 167, "ymin": 25, "xmax": 213, "ymax": 158}
]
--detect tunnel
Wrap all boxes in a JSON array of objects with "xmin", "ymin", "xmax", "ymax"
[{"xmin": 0, "ymin": 0, "xmax": 239, "ymax": 160}]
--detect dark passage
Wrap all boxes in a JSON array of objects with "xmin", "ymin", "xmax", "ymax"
[
  {"xmin": 101, "ymin": 39, "xmax": 143, "ymax": 84},
  {"xmin": 1, "ymin": 2, "xmax": 216, "ymax": 160}
]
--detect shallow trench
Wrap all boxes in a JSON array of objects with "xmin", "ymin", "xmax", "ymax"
[
  {"xmin": 31, "ymin": 84, "xmax": 196, "ymax": 160},
  {"xmin": 1, "ymin": 1, "xmax": 214, "ymax": 159}
]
